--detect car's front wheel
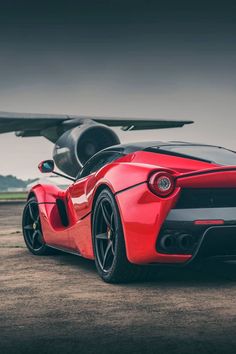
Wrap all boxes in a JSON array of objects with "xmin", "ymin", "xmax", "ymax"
[
  {"xmin": 22, "ymin": 197, "xmax": 49, "ymax": 255},
  {"xmin": 92, "ymin": 188, "xmax": 148, "ymax": 283}
]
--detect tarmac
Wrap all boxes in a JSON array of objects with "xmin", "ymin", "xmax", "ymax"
[{"xmin": 1, "ymin": 202, "xmax": 236, "ymax": 354}]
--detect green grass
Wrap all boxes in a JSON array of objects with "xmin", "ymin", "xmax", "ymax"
[{"xmin": 0, "ymin": 192, "xmax": 27, "ymax": 200}]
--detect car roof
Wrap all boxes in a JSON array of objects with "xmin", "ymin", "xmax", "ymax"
[{"xmin": 103, "ymin": 141, "xmax": 223, "ymax": 154}]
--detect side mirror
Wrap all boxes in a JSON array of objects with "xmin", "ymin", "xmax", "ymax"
[{"xmin": 38, "ymin": 160, "xmax": 55, "ymax": 173}]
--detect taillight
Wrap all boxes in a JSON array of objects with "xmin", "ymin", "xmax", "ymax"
[{"xmin": 148, "ymin": 171, "xmax": 175, "ymax": 197}]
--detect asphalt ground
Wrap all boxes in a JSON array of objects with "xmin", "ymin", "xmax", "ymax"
[{"xmin": 1, "ymin": 203, "xmax": 236, "ymax": 354}]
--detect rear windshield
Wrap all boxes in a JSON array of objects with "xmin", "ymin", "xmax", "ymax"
[{"xmin": 146, "ymin": 145, "xmax": 236, "ymax": 165}]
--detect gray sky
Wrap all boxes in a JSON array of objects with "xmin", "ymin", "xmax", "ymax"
[{"xmin": 0, "ymin": 1, "xmax": 235, "ymax": 179}]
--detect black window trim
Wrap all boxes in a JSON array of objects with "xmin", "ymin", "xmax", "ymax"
[
  {"xmin": 77, "ymin": 150, "xmax": 125, "ymax": 180},
  {"xmin": 145, "ymin": 147, "xmax": 213, "ymax": 163},
  {"xmin": 145, "ymin": 145, "xmax": 236, "ymax": 165}
]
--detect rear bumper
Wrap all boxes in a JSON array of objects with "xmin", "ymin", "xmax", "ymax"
[
  {"xmin": 191, "ymin": 225, "xmax": 236, "ymax": 262},
  {"xmin": 158, "ymin": 207, "xmax": 236, "ymax": 263},
  {"xmin": 116, "ymin": 182, "xmax": 236, "ymax": 265}
]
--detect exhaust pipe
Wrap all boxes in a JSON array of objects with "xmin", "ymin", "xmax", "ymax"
[
  {"xmin": 178, "ymin": 234, "xmax": 194, "ymax": 251},
  {"xmin": 160, "ymin": 234, "xmax": 176, "ymax": 251}
]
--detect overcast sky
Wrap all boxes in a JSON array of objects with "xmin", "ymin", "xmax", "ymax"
[{"xmin": 0, "ymin": 1, "xmax": 235, "ymax": 179}]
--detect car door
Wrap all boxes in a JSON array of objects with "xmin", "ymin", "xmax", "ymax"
[
  {"xmin": 67, "ymin": 174, "xmax": 95, "ymax": 221},
  {"xmin": 69, "ymin": 151, "xmax": 124, "ymax": 220},
  {"xmin": 67, "ymin": 151, "xmax": 124, "ymax": 252}
]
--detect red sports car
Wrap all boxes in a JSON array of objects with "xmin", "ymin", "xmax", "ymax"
[{"xmin": 22, "ymin": 141, "xmax": 236, "ymax": 282}]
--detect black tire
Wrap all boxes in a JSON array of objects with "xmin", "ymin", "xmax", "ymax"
[
  {"xmin": 22, "ymin": 197, "xmax": 50, "ymax": 255},
  {"xmin": 92, "ymin": 188, "xmax": 149, "ymax": 283}
]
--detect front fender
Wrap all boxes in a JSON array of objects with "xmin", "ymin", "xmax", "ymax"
[
  {"xmin": 28, "ymin": 184, "xmax": 69, "ymax": 239},
  {"xmin": 29, "ymin": 183, "xmax": 66, "ymax": 203}
]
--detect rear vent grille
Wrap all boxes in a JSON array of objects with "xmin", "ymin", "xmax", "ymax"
[{"xmin": 174, "ymin": 188, "xmax": 236, "ymax": 209}]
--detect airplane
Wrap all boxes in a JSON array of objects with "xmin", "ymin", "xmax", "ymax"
[{"xmin": 0, "ymin": 111, "xmax": 193, "ymax": 177}]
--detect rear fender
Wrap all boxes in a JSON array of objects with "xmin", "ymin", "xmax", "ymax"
[
  {"xmin": 95, "ymin": 162, "xmax": 175, "ymax": 194},
  {"xmin": 115, "ymin": 183, "xmax": 190, "ymax": 264},
  {"xmin": 81, "ymin": 162, "xmax": 178, "ymax": 221}
]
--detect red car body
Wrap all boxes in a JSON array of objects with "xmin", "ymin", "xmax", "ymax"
[{"xmin": 27, "ymin": 142, "xmax": 236, "ymax": 266}]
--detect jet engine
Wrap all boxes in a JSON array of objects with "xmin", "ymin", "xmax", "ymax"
[{"xmin": 53, "ymin": 124, "xmax": 120, "ymax": 177}]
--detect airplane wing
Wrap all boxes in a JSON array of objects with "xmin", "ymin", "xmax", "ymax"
[
  {"xmin": 0, "ymin": 111, "xmax": 193, "ymax": 140},
  {"xmin": 0, "ymin": 111, "xmax": 70, "ymax": 135}
]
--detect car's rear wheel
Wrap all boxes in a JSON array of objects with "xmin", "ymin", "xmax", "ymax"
[
  {"xmin": 92, "ymin": 188, "xmax": 149, "ymax": 283},
  {"xmin": 22, "ymin": 197, "xmax": 49, "ymax": 255}
]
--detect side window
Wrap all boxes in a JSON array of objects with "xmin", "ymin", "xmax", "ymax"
[{"xmin": 79, "ymin": 151, "xmax": 123, "ymax": 179}]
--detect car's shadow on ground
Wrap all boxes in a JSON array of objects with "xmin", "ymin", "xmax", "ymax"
[{"xmin": 48, "ymin": 250, "xmax": 236, "ymax": 287}]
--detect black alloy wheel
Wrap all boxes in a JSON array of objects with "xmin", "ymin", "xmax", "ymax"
[
  {"xmin": 22, "ymin": 197, "xmax": 49, "ymax": 255},
  {"xmin": 94, "ymin": 196, "xmax": 117, "ymax": 273},
  {"xmin": 92, "ymin": 188, "xmax": 149, "ymax": 283}
]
